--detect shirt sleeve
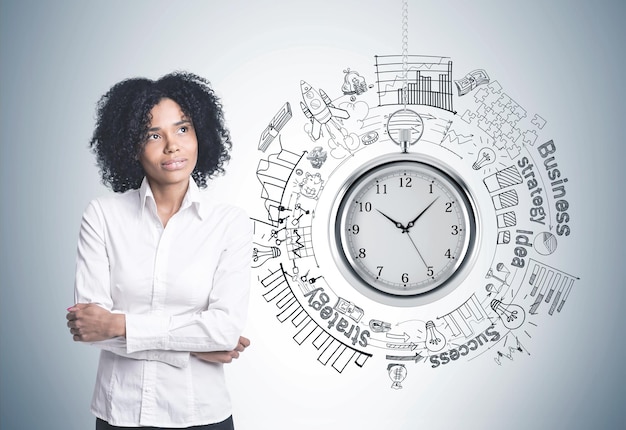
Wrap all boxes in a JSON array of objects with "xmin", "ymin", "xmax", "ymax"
[
  {"xmin": 124, "ymin": 208, "xmax": 253, "ymax": 354},
  {"xmin": 74, "ymin": 200, "xmax": 190, "ymax": 368}
]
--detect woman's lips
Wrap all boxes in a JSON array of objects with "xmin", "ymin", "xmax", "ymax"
[{"xmin": 161, "ymin": 158, "xmax": 187, "ymax": 171}]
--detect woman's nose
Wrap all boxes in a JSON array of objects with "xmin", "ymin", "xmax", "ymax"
[{"xmin": 164, "ymin": 136, "xmax": 179, "ymax": 153}]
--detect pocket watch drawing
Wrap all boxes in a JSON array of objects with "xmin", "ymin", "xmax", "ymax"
[
  {"xmin": 331, "ymin": 110, "xmax": 479, "ymax": 302},
  {"xmin": 333, "ymin": 157, "xmax": 478, "ymax": 299}
]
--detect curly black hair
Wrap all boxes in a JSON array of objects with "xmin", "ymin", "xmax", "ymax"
[{"xmin": 90, "ymin": 71, "xmax": 232, "ymax": 192}]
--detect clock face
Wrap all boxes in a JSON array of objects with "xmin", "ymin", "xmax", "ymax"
[{"xmin": 334, "ymin": 160, "xmax": 476, "ymax": 297}]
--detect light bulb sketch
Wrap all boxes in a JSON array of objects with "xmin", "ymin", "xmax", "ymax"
[
  {"xmin": 387, "ymin": 364, "xmax": 407, "ymax": 390},
  {"xmin": 252, "ymin": 242, "xmax": 281, "ymax": 268},
  {"xmin": 424, "ymin": 320, "xmax": 447, "ymax": 353},
  {"xmin": 490, "ymin": 299, "xmax": 526, "ymax": 330},
  {"xmin": 472, "ymin": 147, "xmax": 496, "ymax": 170}
]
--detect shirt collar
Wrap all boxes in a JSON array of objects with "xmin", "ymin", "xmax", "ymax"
[{"xmin": 139, "ymin": 177, "xmax": 205, "ymax": 220}]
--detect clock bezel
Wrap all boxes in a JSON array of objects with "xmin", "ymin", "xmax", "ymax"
[{"xmin": 329, "ymin": 153, "xmax": 481, "ymax": 307}]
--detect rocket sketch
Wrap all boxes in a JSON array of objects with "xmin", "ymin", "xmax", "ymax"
[{"xmin": 299, "ymin": 80, "xmax": 350, "ymax": 141}]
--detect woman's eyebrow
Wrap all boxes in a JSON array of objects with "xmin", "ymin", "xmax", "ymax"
[{"xmin": 148, "ymin": 119, "xmax": 191, "ymax": 132}]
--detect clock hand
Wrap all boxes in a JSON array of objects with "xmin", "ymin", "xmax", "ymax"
[
  {"xmin": 405, "ymin": 232, "xmax": 429, "ymax": 268},
  {"xmin": 405, "ymin": 196, "xmax": 440, "ymax": 232},
  {"xmin": 376, "ymin": 209, "xmax": 405, "ymax": 230}
]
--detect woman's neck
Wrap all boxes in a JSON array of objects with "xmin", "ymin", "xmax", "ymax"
[{"xmin": 148, "ymin": 178, "xmax": 189, "ymax": 227}]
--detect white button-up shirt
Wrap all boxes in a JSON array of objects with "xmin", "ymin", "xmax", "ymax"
[{"xmin": 74, "ymin": 178, "xmax": 252, "ymax": 427}]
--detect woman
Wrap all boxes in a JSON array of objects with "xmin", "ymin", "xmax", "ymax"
[{"xmin": 66, "ymin": 72, "xmax": 252, "ymax": 429}]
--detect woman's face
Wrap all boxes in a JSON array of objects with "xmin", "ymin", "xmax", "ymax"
[{"xmin": 139, "ymin": 98, "xmax": 198, "ymax": 190}]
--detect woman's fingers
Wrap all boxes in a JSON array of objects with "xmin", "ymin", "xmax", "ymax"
[{"xmin": 193, "ymin": 351, "xmax": 240, "ymax": 364}]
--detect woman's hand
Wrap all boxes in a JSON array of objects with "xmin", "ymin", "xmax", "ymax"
[
  {"xmin": 192, "ymin": 336, "xmax": 251, "ymax": 364},
  {"xmin": 66, "ymin": 303, "xmax": 125, "ymax": 342}
]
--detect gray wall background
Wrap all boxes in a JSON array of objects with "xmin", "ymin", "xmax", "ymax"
[{"xmin": 1, "ymin": 1, "xmax": 624, "ymax": 429}]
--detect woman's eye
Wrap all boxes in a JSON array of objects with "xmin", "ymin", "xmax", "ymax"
[
  {"xmin": 179, "ymin": 126, "xmax": 187, "ymax": 133},
  {"xmin": 147, "ymin": 133, "xmax": 160, "ymax": 141}
]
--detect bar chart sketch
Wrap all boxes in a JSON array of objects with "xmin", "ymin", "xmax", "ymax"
[
  {"xmin": 260, "ymin": 265, "xmax": 372, "ymax": 373},
  {"xmin": 521, "ymin": 259, "xmax": 579, "ymax": 316},
  {"xmin": 374, "ymin": 55, "xmax": 454, "ymax": 112}
]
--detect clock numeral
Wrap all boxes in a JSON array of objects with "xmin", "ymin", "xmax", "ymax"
[
  {"xmin": 358, "ymin": 202, "xmax": 372, "ymax": 212},
  {"xmin": 451, "ymin": 225, "xmax": 460, "ymax": 235},
  {"xmin": 399, "ymin": 177, "xmax": 412, "ymax": 188},
  {"xmin": 376, "ymin": 266, "xmax": 383, "ymax": 277},
  {"xmin": 351, "ymin": 225, "xmax": 360, "ymax": 234},
  {"xmin": 427, "ymin": 266, "xmax": 434, "ymax": 277},
  {"xmin": 402, "ymin": 273, "xmax": 409, "ymax": 283},
  {"xmin": 357, "ymin": 248, "xmax": 367, "ymax": 258},
  {"xmin": 445, "ymin": 248, "xmax": 453, "ymax": 259},
  {"xmin": 429, "ymin": 183, "xmax": 434, "ymax": 194},
  {"xmin": 445, "ymin": 202, "xmax": 453, "ymax": 212},
  {"xmin": 376, "ymin": 184, "xmax": 387, "ymax": 194}
]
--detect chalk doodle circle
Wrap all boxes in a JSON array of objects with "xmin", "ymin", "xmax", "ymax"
[{"xmin": 251, "ymin": 56, "xmax": 579, "ymax": 388}]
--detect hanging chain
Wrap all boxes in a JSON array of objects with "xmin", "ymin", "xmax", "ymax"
[{"xmin": 401, "ymin": 0, "xmax": 409, "ymax": 110}]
